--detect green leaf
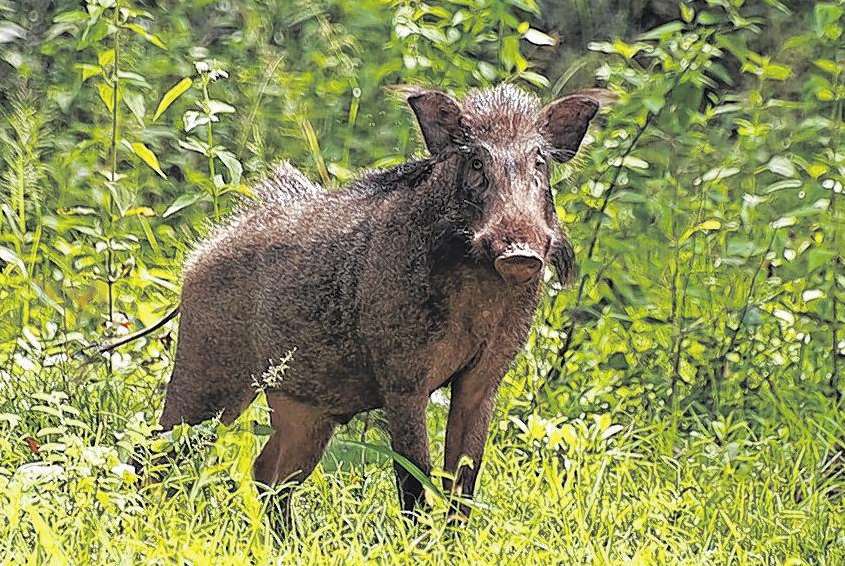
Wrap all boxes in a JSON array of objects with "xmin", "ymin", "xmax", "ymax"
[
  {"xmin": 206, "ymin": 99, "xmax": 236, "ymax": 116},
  {"xmin": 767, "ymin": 156, "xmax": 796, "ymax": 177},
  {"xmin": 771, "ymin": 216, "xmax": 797, "ymax": 229},
  {"xmin": 97, "ymin": 48, "xmax": 114, "ymax": 67},
  {"xmin": 128, "ymin": 142, "xmax": 166, "ymax": 178},
  {"xmin": 637, "ymin": 21, "xmax": 684, "ymax": 41},
  {"xmin": 153, "ymin": 77, "xmax": 192, "ymax": 121},
  {"xmin": 53, "ymin": 10, "xmax": 88, "ymax": 24},
  {"xmin": 814, "ymin": 4, "xmax": 844, "ymax": 40},
  {"xmin": 761, "ymin": 63, "xmax": 792, "ymax": 81},
  {"xmin": 696, "ymin": 11, "xmax": 721, "ymax": 25},
  {"xmin": 163, "ymin": 192, "xmax": 204, "ymax": 218},
  {"xmin": 478, "ymin": 61, "xmax": 497, "ymax": 81},
  {"xmin": 76, "ymin": 63, "xmax": 102, "ymax": 81},
  {"xmin": 772, "ymin": 309, "xmax": 794, "ymax": 325},
  {"xmin": 679, "ymin": 219, "xmax": 721, "ymax": 243},
  {"xmin": 643, "ymin": 93, "xmax": 665, "ymax": 113},
  {"xmin": 336, "ymin": 440, "xmax": 450, "ymax": 504},
  {"xmin": 807, "ymin": 249, "xmax": 836, "ymax": 273},
  {"xmin": 763, "ymin": 179, "xmax": 802, "ymax": 194},
  {"xmin": 519, "ymin": 71, "xmax": 550, "ymax": 88},
  {"xmin": 124, "ymin": 206, "xmax": 156, "ymax": 217},
  {"xmin": 123, "ymin": 90, "xmax": 146, "ymax": 126},
  {"xmin": 0, "ymin": 245, "xmax": 26, "ymax": 273},
  {"xmin": 814, "ymin": 58, "xmax": 842, "ymax": 76},
  {"xmin": 523, "ymin": 28, "xmax": 556, "ymax": 46},
  {"xmin": 507, "ymin": 0, "xmax": 540, "ymax": 15},
  {"xmin": 612, "ymin": 39, "xmax": 645, "ymax": 60},
  {"xmin": 177, "ymin": 137, "xmax": 210, "ymax": 156},
  {"xmin": 612, "ymin": 156, "xmax": 649, "ymax": 170},
  {"xmin": 216, "ymin": 150, "xmax": 242, "ymax": 185},
  {"xmin": 183, "ymin": 110, "xmax": 212, "ymax": 132},
  {"xmin": 0, "ymin": 20, "xmax": 25, "ymax": 43},
  {"xmin": 97, "ymin": 83, "xmax": 115, "ymax": 113},
  {"xmin": 680, "ymin": 3, "xmax": 695, "ymax": 24},
  {"xmin": 122, "ymin": 23, "xmax": 166, "ymax": 49},
  {"xmin": 700, "ymin": 167, "xmax": 740, "ymax": 184}
]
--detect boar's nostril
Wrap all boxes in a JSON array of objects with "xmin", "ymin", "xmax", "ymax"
[{"xmin": 494, "ymin": 249, "xmax": 544, "ymax": 285}]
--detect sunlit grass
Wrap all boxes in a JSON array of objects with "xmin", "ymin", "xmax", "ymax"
[{"xmin": 1, "ymin": 364, "xmax": 842, "ymax": 565}]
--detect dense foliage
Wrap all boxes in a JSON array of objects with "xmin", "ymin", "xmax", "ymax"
[{"xmin": 1, "ymin": 0, "xmax": 843, "ymax": 563}]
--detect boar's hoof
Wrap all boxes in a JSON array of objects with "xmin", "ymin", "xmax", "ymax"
[{"xmin": 494, "ymin": 248, "xmax": 544, "ymax": 285}]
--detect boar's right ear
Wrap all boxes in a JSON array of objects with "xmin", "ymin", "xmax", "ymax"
[{"xmin": 395, "ymin": 86, "xmax": 465, "ymax": 155}]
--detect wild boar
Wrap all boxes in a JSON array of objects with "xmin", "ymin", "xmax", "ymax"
[{"xmin": 158, "ymin": 84, "xmax": 602, "ymax": 522}]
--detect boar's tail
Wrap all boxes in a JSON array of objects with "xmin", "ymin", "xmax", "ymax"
[{"xmin": 98, "ymin": 306, "xmax": 181, "ymax": 354}]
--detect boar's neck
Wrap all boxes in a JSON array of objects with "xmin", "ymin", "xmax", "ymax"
[
  {"xmin": 376, "ymin": 152, "xmax": 480, "ymax": 277},
  {"xmin": 390, "ymin": 152, "xmax": 466, "ymax": 239}
]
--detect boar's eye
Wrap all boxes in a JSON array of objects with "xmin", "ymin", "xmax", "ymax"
[
  {"xmin": 535, "ymin": 153, "xmax": 547, "ymax": 170},
  {"xmin": 470, "ymin": 157, "xmax": 484, "ymax": 171}
]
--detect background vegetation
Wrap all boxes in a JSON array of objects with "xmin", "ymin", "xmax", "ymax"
[{"xmin": 1, "ymin": 0, "xmax": 844, "ymax": 563}]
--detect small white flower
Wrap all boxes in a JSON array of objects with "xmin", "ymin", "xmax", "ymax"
[
  {"xmin": 17, "ymin": 463, "xmax": 64, "ymax": 483},
  {"xmin": 430, "ymin": 389, "xmax": 449, "ymax": 407},
  {"xmin": 82, "ymin": 446, "xmax": 111, "ymax": 467},
  {"xmin": 111, "ymin": 463, "xmax": 136, "ymax": 481}
]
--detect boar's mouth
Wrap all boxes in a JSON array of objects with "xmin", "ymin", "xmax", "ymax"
[{"xmin": 493, "ymin": 243, "xmax": 545, "ymax": 285}]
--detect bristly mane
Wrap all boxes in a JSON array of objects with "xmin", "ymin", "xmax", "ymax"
[
  {"xmin": 459, "ymin": 84, "xmax": 542, "ymax": 145},
  {"xmin": 346, "ymin": 157, "xmax": 439, "ymax": 196},
  {"xmin": 253, "ymin": 161, "xmax": 323, "ymax": 205}
]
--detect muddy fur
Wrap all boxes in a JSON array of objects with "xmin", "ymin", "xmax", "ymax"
[{"xmin": 161, "ymin": 84, "xmax": 602, "ymax": 520}]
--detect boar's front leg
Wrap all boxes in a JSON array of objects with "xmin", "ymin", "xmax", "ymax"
[
  {"xmin": 443, "ymin": 353, "xmax": 509, "ymax": 519},
  {"xmin": 383, "ymin": 391, "xmax": 431, "ymax": 518}
]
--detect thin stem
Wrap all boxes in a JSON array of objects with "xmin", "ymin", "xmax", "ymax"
[
  {"xmin": 14, "ymin": 154, "xmax": 28, "ymax": 324},
  {"xmin": 670, "ymin": 176, "xmax": 681, "ymax": 399},
  {"xmin": 828, "ymin": 45, "xmax": 842, "ymax": 403},
  {"xmin": 15, "ymin": 157, "xmax": 25, "ymax": 233},
  {"xmin": 106, "ymin": 6, "xmax": 121, "ymax": 374},
  {"xmin": 718, "ymin": 232, "xmax": 776, "ymax": 371},
  {"xmin": 237, "ymin": 55, "xmax": 284, "ymax": 158},
  {"xmin": 202, "ymin": 78, "xmax": 220, "ymax": 221}
]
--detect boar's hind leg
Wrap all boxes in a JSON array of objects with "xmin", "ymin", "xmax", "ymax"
[
  {"xmin": 148, "ymin": 366, "xmax": 253, "ymax": 485},
  {"xmin": 159, "ymin": 312, "xmax": 257, "ymax": 431},
  {"xmin": 254, "ymin": 393, "xmax": 334, "ymax": 528},
  {"xmin": 159, "ymin": 367, "xmax": 254, "ymax": 430}
]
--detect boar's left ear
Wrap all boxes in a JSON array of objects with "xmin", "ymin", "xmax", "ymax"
[
  {"xmin": 538, "ymin": 94, "xmax": 600, "ymax": 163},
  {"xmin": 395, "ymin": 86, "xmax": 465, "ymax": 155}
]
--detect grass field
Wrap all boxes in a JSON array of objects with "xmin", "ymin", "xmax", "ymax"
[{"xmin": 1, "ymin": 360, "xmax": 843, "ymax": 564}]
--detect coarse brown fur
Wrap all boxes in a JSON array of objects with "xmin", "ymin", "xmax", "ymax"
[{"xmin": 159, "ymin": 84, "xmax": 603, "ymax": 523}]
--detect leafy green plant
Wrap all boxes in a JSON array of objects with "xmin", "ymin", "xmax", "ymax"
[
  {"xmin": 154, "ymin": 61, "xmax": 246, "ymax": 221},
  {"xmin": 391, "ymin": 0, "xmax": 556, "ymax": 89}
]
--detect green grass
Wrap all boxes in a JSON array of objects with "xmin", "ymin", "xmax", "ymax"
[{"xmin": 1, "ymin": 363, "xmax": 842, "ymax": 565}]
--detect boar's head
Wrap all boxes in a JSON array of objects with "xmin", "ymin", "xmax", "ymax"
[{"xmin": 404, "ymin": 84, "xmax": 604, "ymax": 286}]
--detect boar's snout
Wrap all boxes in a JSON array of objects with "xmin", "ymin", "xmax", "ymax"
[{"xmin": 493, "ymin": 244, "xmax": 544, "ymax": 285}]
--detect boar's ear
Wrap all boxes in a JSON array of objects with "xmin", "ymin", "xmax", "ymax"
[
  {"xmin": 537, "ymin": 94, "xmax": 600, "ymax": 163},
  {"xmin": 397, "ymin": 86, "xmax": 465, "ymax": 155}
]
